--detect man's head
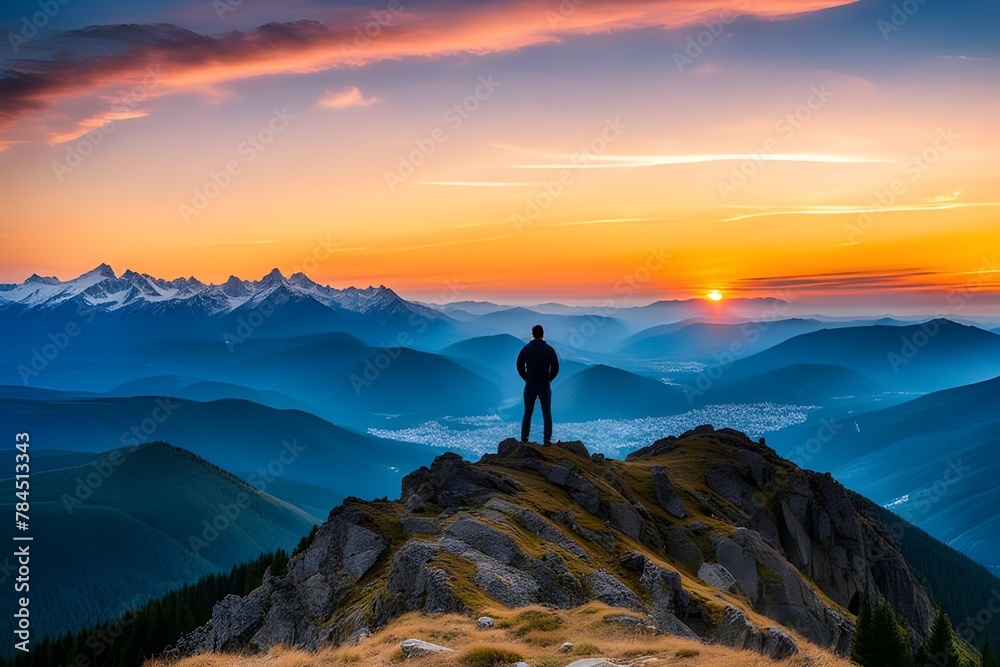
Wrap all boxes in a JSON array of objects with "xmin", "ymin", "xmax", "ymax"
[{"xmin": 531, "ymin": 324, "xmax": 544, "ymax": 339}]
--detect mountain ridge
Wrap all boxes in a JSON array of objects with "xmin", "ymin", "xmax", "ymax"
[
  {"xmin": 0, "ymin": 263, "xmax": 442, "ymax": 321},
  {"xmin": 166, "ymin": 426, "xmax": 949, "ymax": 662}
]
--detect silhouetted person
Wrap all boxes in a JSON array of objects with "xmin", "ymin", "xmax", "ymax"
[{"xmin": 516, "ymin": 324, "xmax": 559, "ymax": 444}]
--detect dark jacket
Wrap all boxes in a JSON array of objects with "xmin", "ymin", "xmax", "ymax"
[{"xmin": 516, "ymin": 338, "xmax": 559, "ymax": 386}]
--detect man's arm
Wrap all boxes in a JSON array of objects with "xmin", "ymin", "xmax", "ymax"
[
  {"xmin": 548, "ymin": 347, "xmax": 559, "ymax": 382},
  {"xmin": 516, "ymin": 346, "xmax": 529, "ymax": 381}
]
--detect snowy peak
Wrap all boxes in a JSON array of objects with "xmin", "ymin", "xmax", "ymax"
[
  {"xmin": 0, "ymin": 265, "xmax": 443, "ymax": 321},
  {"xmin": 24, "ymin": 274, "xmax": 60, "ymax": 285},
  {"xmin": 258, "ymin": 268, "xmax": 286, "ymax": 286},
  {"xmin": 81, "ymin": 263, "xmax": 117, "ymax": 280},
  {"xmin": 222, "ymin": 275, "xmax": 251, "ymax": 298}
]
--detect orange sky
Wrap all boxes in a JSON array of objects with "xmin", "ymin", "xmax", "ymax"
[{"xmin": 0, "ymin": 0, "xmax": 997, "ymax": 307}]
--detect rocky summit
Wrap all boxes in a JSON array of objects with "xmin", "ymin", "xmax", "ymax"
[{"xmin": 167, "ymin": 426, "xmax": 934, "ymax": 660}]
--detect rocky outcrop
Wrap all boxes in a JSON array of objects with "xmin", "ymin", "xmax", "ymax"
[
  {"xmin": 634, "ymin": 428, "xmax": 932, "ymax": 648},
  {"xmin": 167, "ymin": 428, "xmax": 936, "ymax": 661},
  {"xmin": 170, "ymin": 506, "xmax": 388, "ymax": 655}
]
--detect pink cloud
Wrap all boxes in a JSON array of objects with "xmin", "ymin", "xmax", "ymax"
[
  {"xmin": 0, "ymin": 0, "xmax": 858, "ymax": 143},
  {"xmin": 318, "ymin": 86, "xmax": 380, "ymax": 109}
]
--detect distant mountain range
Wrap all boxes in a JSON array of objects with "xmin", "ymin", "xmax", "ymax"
[
  {"xmin": 619, "ymin": 318, "xmax": 828, "ymax": 361},
  {"xmin": 713, "ymin": 319, "xmax": 1000, "ymax": 394},
  {"xmin": 550, "ymin": 363, "xmax": 690, "ymax": 420},
  {"xmin": 0, "ymin": 263, "xmax": 437, "ymax": 320},
  {"xmin": 0, "ymin": 391, "xmax": 440, "ymax": 506},
  {"xmin": 426, "ymin": 296, "xmax": 793, "ymax": 329},
  {"xmin": 772, "ymin": 375, "xmax": 1000, "ymax": 570}
]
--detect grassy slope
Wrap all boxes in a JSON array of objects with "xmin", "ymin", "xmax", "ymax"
[{"xmin": 148, "ymin": 606, "xmax": 855, "ymax": 667}]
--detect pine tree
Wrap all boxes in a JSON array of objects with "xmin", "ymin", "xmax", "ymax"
[
  {"xmin": 983, "ymin": 637, "xmax": 998, "ymax": 667},
  {"xmin": 853, "ymin": 604, "xmax": 913, "ymax": 667},
  {"xmin": 870, "ymin": 604, "xmax": 914, "ymax": 667},
  {"xmin": 918, "ymin": 608, "xmax": 961, "ymax": 667},
  {"xmin": 853, "ymin": 604, "xmax": 877, "ymax": 665}
]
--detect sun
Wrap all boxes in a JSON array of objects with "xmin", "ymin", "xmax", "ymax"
[{"xmin": 707, "ymin": 290, "xmax": 724, "ymax": 302}]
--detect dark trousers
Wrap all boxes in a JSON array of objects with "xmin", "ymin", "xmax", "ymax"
[{"xmin": 522, "ymin": 383, "xmax": 552, "ymax": 442}]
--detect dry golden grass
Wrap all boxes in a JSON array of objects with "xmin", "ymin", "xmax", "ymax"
[{"xmin": 146, "ymin": 604, "xmax": 856, "ymax": 667}]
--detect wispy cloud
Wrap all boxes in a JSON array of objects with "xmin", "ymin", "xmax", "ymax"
[
  {"xmin": 47, "ymin": 109, "xmax": 149, "ymax": 144},
  {"xmin": 925, "ymin": 191, "xmax": 963, "ymax": 204},
  {"xmin": 418, "ymin": 181, "xmax": 532, "ymax": 187},
  {"xmin": 511, "ymin": 152, "xmax": 892, "ymax": 170},
  {"xmin": 721, "ymin": 201, "xmax": 1000, "ymax": 223},
  {"xmin": 550, "ymin": 217, "xmax": 658, "ymax": 228},
  {"xmin": 734, "ymin": 269, "xmax": 941, "ymax": 292},
  {"xmin": 380, "ymin": 234, "xmax": 515, "ymax": 253},
  {"xmin": 318, "ymin": 86, "xmax": 379, "ymax": 109},
  {"xmin": 189, "ymin": 239, "xmax": 278, "ymax": 246}
]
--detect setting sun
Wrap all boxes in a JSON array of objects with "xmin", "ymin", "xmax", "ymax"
[{"xmin": 707, "ymin": 290, "xmax": 724, "ymax": 302}]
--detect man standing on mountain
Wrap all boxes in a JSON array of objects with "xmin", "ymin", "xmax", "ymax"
[{"xmin": 516, "ymin": 324, "xmax": 559, "ymax": 444}]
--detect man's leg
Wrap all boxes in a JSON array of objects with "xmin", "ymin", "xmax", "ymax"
[
  {"xmin": 521, "ymin": 385, "xmax": 537, "ymax": 442},
  {"xmin": 540, "ymin": 384, "xmax": 553, "ymax": 443}
]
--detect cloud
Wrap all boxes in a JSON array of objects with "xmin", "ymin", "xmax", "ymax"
[
  {"xmin": 47, "ymin": 109, "xmax": 150, "ymax": 144},
  {"xmin": 925, "ymin": 191, "xmax": 963, "ymax": 204},
  {"xmin": 720, "ymin": 201, "xmax": 1000, "ymax": 223},
  {"xmin": 734, "ymin": 269, "xmax": 942, "ymax": 292},
  {"xmin": 318, "ymin": 86, "xmax": 380, "ymax": 109},
  {"xmin": 0, "ymin": 0, "xmax": 856, "ymax": 143},
  {"xmin": 550, "ymin": 217, "xmax": 658, "ymax": 227},
  {"xmin": 511, "ymin": 152, "xmax": 892, "ymax": 170},
  {"xmin": 418, "ymin": 181, "xmax": 531, "ymax": 187}
]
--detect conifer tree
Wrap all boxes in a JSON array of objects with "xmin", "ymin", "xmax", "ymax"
[
  {"xmin": 982, "ymin": 637, "xmax": 998, "ymax": 667},
  {"xmin": 918, "ymin": 608, "xmax": 961, "ymax": 667},
  {"xmin": 869, "ymin": 604, "xmax": 914, "ymax": 667},
  {"xmin": 852, "ymin": 604, "xmax": 876, "ymax": 665}
]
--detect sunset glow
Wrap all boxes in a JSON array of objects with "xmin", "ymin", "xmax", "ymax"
[{"xmin": 1, "ymin": 0, "xmax": 997, "ymax": 312}]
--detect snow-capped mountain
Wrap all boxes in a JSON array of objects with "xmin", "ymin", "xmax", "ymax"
[{"xmin": 0, "ymin": 264, "xmax": 442, "ymax": 321}]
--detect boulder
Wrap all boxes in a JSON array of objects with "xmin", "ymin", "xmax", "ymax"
[
  {"xmin": 698, "ymin": 563, "xmax": 737, "ymax": 593},
  {"xmin": 586, "ymin": 569, "xmax": 642, "ymax": 610},
  {"xmin": 400, "ymin": 639, "xmax": 454, "ymax": 658},
  {"xmin": 401, "ymin": 453, "xmax": 520, "ymax": 511},
  {"xmin": 651, "ymin": 467, "xmax": 688, "ymax": 518},
  {"xmin": 711, "ymin": 606, "xmax": 763, "ymax": 652},
  {"xmin": 763, "ymin": 626, "xmax": 799, "ymax": 659}
]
